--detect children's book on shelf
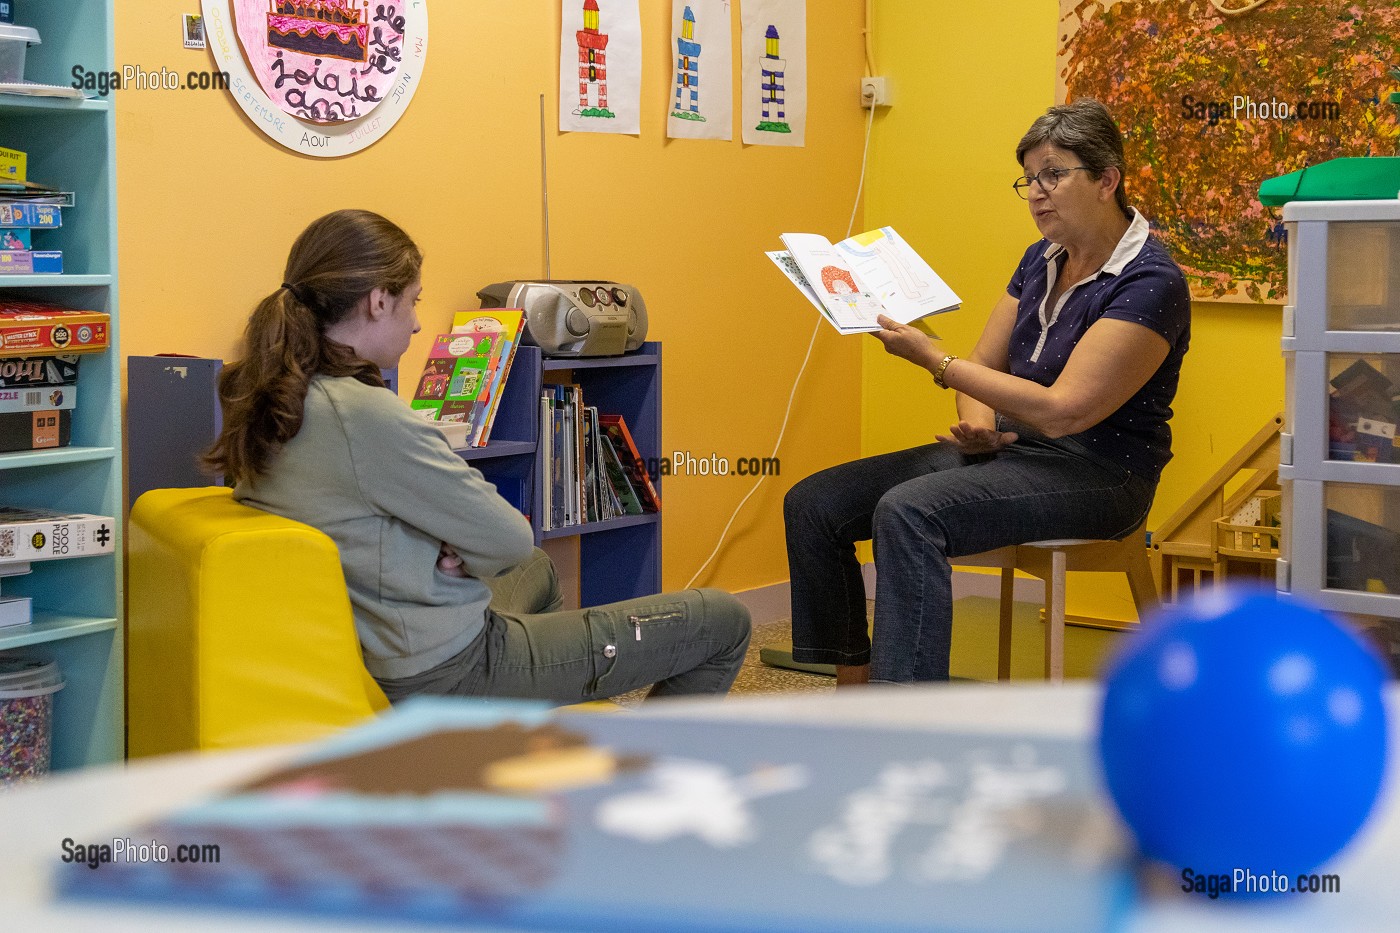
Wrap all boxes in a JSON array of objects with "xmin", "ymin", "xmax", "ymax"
[
  {"xmin": 582, "ymin": 406, "xmax": 622, "ymax": 523},
  {"xmin": 410, "ymin": 332, "xmax": 494, "ymax": 431},
  {"xmin": 599, "ymin": 432, "xmax": 645, "ymax": 516},
  {"xmin": 0, "ymin": 506, "xmax": 115, "ymax": 564},
  {"xmin": 538, "ymin": 386, "xmax": 585, "ymax": 530},
  {"xmin": 56, "ymin": 697, "xmax": 1130, "ymax": 933},
  {"xmin": 582, "ymin": 406, "xmax": 602, "ymax": 523},
  {"xmin": 768, "ymin": 226, "xmax": 960, "ymax": 334},
  {"xmin": 450, "ymin": 308, "xmax": 526, "ymax": 447},
  {"xmin": 0, "ymin": 302, "xmax": 109, "ymax": 356},
  {"xmin": 598, "ymin": 414, "xmax": 659, "ymax": 512},
  {"xmin": 0, "ymin": 179, "xmax": 57, "ymax": 196},
  {"xmin": 539, "ymin": 387, "xmax": 648, "ymax": 528}
]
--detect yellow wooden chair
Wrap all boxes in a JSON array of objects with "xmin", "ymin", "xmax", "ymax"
[
  {"xmin": 956, "ymin": 520, "xmax": 1157, "ymax": 683},
  {"xmin": 127, "ymin": 486, "xmax": 389, "ymax": 757}
]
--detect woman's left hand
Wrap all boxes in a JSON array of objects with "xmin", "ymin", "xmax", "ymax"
[{"xmin": 872, "ymin": 315, "xmax": 942, "ymax": 370}]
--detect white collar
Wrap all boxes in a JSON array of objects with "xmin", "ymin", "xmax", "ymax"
[{"xmin": 1042, "ymin": 208, "xmax": 1150, "ymax": 277}]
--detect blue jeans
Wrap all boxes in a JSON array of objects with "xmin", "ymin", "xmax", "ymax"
[{"xmin": 783, "ymin": 424, "xmax": 1155, "ymax": 683}]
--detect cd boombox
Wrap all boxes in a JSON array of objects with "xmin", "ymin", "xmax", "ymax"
[{"xmin": 476, "ymin": 281, "xmax": 648, "ymax": 358}]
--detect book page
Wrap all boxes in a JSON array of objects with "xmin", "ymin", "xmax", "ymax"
[
  {"xmin": 765, "ymin": 251, "xmax": 836, "ymax": 327},
  {"xmin": 836, "ymin": 227, "xmax": 961, "ymax": 324},
  {"xmin": 779, "ymin": 233, "xmax": 887, "ymax": 333}
]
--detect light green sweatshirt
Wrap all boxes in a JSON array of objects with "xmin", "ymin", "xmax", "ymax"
[{"xmin": 235, "ymin": 375, "xmax": 535, "ymax": 679}]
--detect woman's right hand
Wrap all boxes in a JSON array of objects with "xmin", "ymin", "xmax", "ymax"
[
  {"xmin": 437, "ymin": 544, "xmax": 470, "ymax": 578},
  {"xmin": 936, "ymin": 420, "xmax": 1018, "ymax": 454}
]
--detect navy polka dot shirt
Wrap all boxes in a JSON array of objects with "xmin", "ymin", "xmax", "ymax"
[{"xmin": 1006, "ymin": 211, "xmax": 1191, "ymax": 481}]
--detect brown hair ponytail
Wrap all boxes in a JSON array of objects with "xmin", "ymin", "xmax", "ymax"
[{"xmin": 204, "ymin": 210, "xmax": 422, "ymax": 484}]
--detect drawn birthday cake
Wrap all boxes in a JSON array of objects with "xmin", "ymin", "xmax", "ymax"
[{"xmin": 267, "ymin": 0, "xmax": 369, "ymax": 62}]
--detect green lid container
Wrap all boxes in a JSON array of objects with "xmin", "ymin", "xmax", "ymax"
[{"xmin": 1258, "ymin": 157, "xmax": 1400, "ymax": 207}]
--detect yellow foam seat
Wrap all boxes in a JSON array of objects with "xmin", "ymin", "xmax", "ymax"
[{"xmin": 128, "ymin": 486, "xmax": 389, "ymax": 757}]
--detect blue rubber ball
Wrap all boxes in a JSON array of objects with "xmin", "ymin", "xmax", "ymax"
[{"xmin": 1099, "ymin": 588, "xmax": 1389, "ymax": 879}]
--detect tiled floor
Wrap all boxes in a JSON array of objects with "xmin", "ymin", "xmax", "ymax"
[
  {"xmin": 614, "ymin": 616, "xmax": 833, "ymax": 708},
  {"xmin": 617, "ymin": 596, "xmax": 1135, "ymax": 706}
]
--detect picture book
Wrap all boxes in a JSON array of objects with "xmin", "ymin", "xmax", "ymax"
[
  {"xmin": 451, "ymin": 308, "xmax": 527, "ymax": 447},
  {"xmin": 598, "ymin": 414, "xmax": 659, "ymax": 512},
  {"xmin": 538, "ymin": 385, "xmax": 585, "ymax": 530},
  {"xmin": 56, "ymin": 698, "xmax": 1130, "ymax": 933},
  {"xmin": 409, "ymin": 332, "xmax": 495, "ymax": 429},
  {"xmin": 768, "ymin": 227, "xmax": 960, "ymax": 334},
  {"xmin": 599, "ymin": 433, "xmax": 645, "ymax": 516}
]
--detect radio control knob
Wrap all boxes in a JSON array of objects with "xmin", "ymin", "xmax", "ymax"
[{"xmin": 565, "ymin": 307, "xmax": 591, "ymax": 336}]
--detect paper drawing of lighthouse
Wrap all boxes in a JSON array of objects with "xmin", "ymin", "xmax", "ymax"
[
  {"xmin": 575, "ymin": 0, "xmax": 614, "ymax": 117},
  {"xmin": 755, "ymin": 24, "xmax": 790, "ymax": 134}
]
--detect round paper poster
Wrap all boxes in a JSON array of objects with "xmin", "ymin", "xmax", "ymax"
[{"xmin": 202, "ymin": 0, "xmax": 428, "ymax": 156}]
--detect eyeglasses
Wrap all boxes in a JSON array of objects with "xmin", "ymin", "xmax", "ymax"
[{"xmin": 1012, "ymin": 166, "xmax": 1092, "ymax": 199}]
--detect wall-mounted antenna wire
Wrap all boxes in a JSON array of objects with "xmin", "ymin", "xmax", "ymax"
[{"xmin": 540, "ymin": 92, "xmax": 552, "ymax": 280}]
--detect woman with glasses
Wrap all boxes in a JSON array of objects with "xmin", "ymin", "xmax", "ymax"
[{"xmin": 784, "ymin": 99, "xmax": 1189, "ymax": 685}]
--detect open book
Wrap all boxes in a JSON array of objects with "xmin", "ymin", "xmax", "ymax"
[{"xmin": 768, "ymin": 226, "xmax": 960, "ymax": 334}]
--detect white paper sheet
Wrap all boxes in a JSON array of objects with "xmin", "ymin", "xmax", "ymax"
[
  {"xmin": 740, "ymin": 0, "xmax": 806, "ymax": 147},
  {"xmin": 666, "ymin": 1, "xmax": 734, "ymax": 141},
  {"xmin": 560, "ymin": 0, "xmax": 642, "ymax": 135}
]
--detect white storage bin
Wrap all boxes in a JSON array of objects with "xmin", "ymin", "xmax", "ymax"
[{"xmin": 0, "ymin": 22, "xmax": 39, "ymax": 84}]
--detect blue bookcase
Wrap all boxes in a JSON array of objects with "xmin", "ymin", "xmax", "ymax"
[
  {"xmin": 462, "ymin": 343, "xmax": 663, "ymax": 607},
  {"xmin": 0, "ymin": 0, "xmax": 123, "ymax": 770},
  {"xmin": 127, "ymin": 344, "xmax": 664, "ymax": 613}
]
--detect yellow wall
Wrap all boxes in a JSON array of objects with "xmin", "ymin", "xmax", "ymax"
[
  {"xmin": 115, "ymin": 3, "xmax": 870, "ymax": 594},
  {"xmin": 864, "ymin": 3, "xmax": 1285, "ymax": 620}
]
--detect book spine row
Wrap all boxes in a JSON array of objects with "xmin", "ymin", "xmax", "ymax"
[{"xmin": 538, "ymin": 385, "xmax": 659, "ymax": 532}]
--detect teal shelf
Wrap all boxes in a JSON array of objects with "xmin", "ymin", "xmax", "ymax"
[
  {"xmin": 0, "ymin": 0, "xmax": 125, "ymax": 773},
  {"xmin": 0, "ymin": 274, "xmax": 113, "ymax": 287},
  {"xmin": 0, "ymin": 447, "xmax": 116, "ymax": 472},
  {"xmin": 0, "ymin": 612, "xmax": 118, "ymax": 650},
  {"xmin": 0, "ymin": 95, "xmax": 108, "ymax": 115}
]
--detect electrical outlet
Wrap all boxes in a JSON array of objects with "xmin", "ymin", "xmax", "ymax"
[{"xmin": 860, "ymin": 76, "xmax": 890, "ymax": 109}]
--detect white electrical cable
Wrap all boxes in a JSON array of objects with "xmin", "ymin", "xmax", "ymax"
[{"xmin": 684, "ymin": 102, "xmax": 878, "ymax": 590}]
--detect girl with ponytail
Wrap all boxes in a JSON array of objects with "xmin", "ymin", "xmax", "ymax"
[{"xmin": 207, "ymin": 210, "xmax": 750, "ymax": 704}]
